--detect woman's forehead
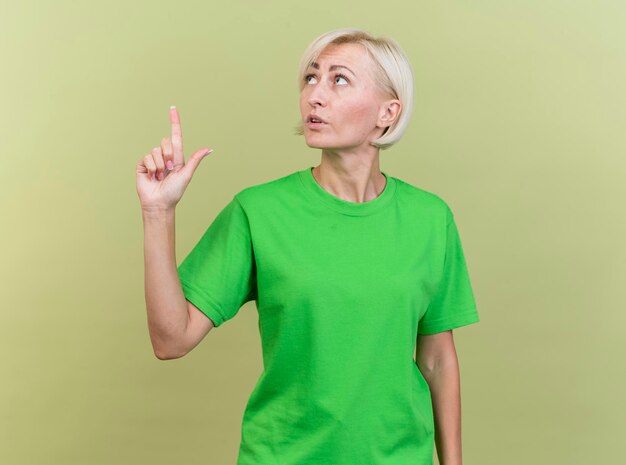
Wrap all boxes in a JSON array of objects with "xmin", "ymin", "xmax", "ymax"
[{"xmin": 313, "ymin": 43, "xmax": 372, "ymax": 75}]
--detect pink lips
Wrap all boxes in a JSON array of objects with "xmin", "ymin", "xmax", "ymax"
[
  {"xmin": 306, "ymin": 114, "xmax": 328, "ymax": 130},
  {"xmin": 307, "ymin": 114, "xmax": 328, "ymax": 124}
]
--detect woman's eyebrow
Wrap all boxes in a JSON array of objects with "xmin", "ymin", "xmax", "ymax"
[{"xmin": 309, "ymin": 62, "xmax": 356, "ymax": 77}]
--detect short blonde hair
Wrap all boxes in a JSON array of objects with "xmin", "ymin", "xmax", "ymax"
[{"xmin": 294, "ymin": 28, "xmax": 415, "ymax": 150}]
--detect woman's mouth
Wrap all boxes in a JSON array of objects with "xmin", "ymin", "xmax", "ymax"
[{"xmin": 306, "ymin": 115, "xmax": 328, "ymax": 129}]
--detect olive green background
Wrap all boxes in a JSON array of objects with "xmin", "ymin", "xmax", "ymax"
[{"xmin": 1, "ymin": 1, "xmax": 624, "ymax": 464}]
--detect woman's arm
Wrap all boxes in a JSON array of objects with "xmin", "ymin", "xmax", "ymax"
[
  {"xmin": 136, "ymin": 106, "xmax": 216, "ymax": 360},
  {"xmin": 415, "ymin": 330, "xmax": 463, "ymax": 465},
  {"xmin": 143, "ymin": 207, "xmax": 215, "ymax": 360}
]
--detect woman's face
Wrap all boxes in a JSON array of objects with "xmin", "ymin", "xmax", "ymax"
[{"xmin": 299, "ymin": 43, "xmax": 395, "ymax": 151}]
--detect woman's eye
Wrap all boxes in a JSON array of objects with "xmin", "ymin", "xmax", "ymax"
[
  {"xmin": 335, "ymin": 74, "xmax": 349, "ymax": 85},
  {"xmin": 304, "ymin": 74, "xmax": 317, "ymax": 84}
]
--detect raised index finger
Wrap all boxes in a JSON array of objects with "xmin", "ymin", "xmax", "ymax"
[{"xmin": 169, "ymin": 106, "xmax": 184, "ymax": 167}]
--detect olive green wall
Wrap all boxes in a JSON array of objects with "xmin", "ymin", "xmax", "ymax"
[{"xmin": 1, "ymin": 1, "xmax": 624, "ymax": 464}]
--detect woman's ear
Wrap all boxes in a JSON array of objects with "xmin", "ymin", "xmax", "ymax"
[{"xmin": 378, "ymin": 99, "xmax": 402, "ymax": 128}]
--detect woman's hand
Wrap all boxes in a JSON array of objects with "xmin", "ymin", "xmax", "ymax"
[{"xmin": 136, "ymin": 106, "xmax": 213, "ymax": 211}]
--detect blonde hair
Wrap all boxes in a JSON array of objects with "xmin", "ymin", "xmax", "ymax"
[{"xmin": 294, "ymin": 27, "xmax": 415, "ymax": 150}]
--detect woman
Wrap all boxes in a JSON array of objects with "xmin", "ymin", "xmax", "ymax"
[{"xmin": 137, "ymin": 28, "xmax": 480, "ymax": 465}]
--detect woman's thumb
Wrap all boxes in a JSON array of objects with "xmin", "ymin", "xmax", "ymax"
[{"xmin": 183, "ymin": 148, "xmax": 213, "ymax": 176}]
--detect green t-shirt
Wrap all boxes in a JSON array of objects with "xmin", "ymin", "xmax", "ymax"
[{"xmin": 177, "ymin": 166, "xmax": 480, "ymax": 465}]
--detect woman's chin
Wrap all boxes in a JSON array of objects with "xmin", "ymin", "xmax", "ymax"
[{"xmin": 303, "ymin": 137, "xmax": 325, "ymax": 149}]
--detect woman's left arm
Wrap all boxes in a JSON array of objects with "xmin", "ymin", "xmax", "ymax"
[{"xmin": 416, "ymin": 330, "xmax": 463, "ymax": 465}]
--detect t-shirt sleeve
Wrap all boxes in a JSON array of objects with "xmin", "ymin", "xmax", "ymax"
[
  {"xmin": 176, "ymin": 195, "xmax": 257, "ymax": 328},
  {"xmin": 417, "ymin": 206, "xmax": 480, "ymax": 335}
]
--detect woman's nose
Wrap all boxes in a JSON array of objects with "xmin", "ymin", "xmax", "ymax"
[{"xmin": 307, "ymin": 82, "xmax": 327, "ymax": 107}]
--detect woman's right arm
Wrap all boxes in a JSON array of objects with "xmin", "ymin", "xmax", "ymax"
[
  {"xmin": 137, "ymin": 106, "xmax": 215, "ymax": 360},
  {"xmin": 142, "ymin": 207, "xmax": 215, "ymax": 359}
]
